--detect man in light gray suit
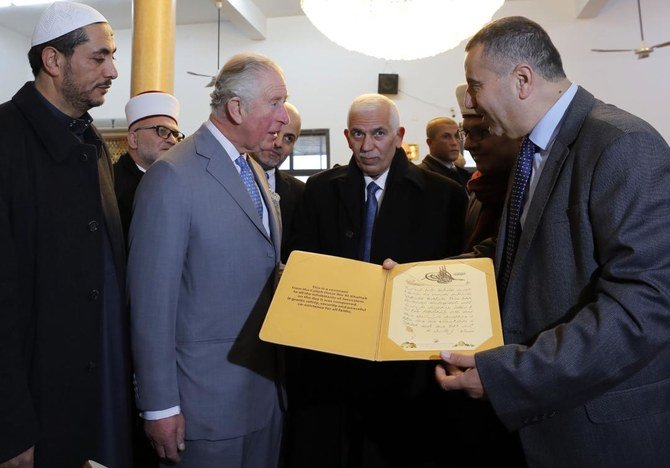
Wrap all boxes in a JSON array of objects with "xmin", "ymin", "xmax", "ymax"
[
  {"xmin": 431, "ymin": 16, "xmax": 670, "ymax": 467},
  {"xmin": 128, "ymin": 53, "xmax": 289, "ymax": 467}
]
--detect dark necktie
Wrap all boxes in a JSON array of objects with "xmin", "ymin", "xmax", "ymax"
[
  {"xmin": 235, "ymin": 155, "xmax": 264, "ymax": 220},
  {"xmin": 498, "ymin": 136, "xmax": 536, "ymax": 298},
  {"xmin": 360, "ymin": 182, "xmax": 381, "ymax": 262}
]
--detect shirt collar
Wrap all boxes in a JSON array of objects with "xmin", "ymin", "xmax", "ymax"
[
  {"xmin": 363, "ymin": 167, "xmax": 390, "ymax": 191},
  {"xmin": 205, "ymin": 119, "xmax": 241, "ymax": 163},
  {"xmin": 529, "ymin": 82, "xmax": 578, "ymax": 151},
  {"xmin": 34, "ymin": 87, "xmax": 93, "ymax": 138},
  {"xmin": 429, "ymin": 154, "xmax": 456, "ymax": 171}
]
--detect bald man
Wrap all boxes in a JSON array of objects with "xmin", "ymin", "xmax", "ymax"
[{"xmin": 250, "ymin": 102, "xmax": 305, "ymax": 263}]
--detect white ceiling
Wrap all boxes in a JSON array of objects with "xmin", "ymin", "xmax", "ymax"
[{"xmin": 0, "ymin": 0, "xmax": 304, "ymax": 38}]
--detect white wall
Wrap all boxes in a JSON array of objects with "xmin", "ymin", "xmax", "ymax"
[
  {"xmin": 2, "ymin": 0, "xmax": 669, "ymax": 166},
  {"xmin": 0, "ymin": 24, "xmax": 33, "ymax": 99}
]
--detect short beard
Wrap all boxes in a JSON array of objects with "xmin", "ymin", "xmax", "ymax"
[{"xmin": 62, "ymin": 60, "xmax": 103, "ymax": 115}]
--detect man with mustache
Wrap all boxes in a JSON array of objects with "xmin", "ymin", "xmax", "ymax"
[
  {"xmin": 455, "ymin": 83, "xmax": 522, "ymax": 252},
  {"xmin": 289, "ymin": 94, "xmax": 466, "ymax": 467},
  {"xmin": 0, "ymin": 2, "xmax": 130, "ymax": 467},
  {"xmin": 250, "ymin": 102, "xmax": 304, "ymax": 263},
  {"xmin": 128, "ymin": 53, "xmax": 288, "ymax": 467},
  {"xmin": 114, "ymin": 91, "xmax": 182, "ymax": 243}
]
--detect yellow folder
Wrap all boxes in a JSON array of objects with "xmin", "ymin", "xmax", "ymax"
[{"xmin": 260, "ymin": 251, "xmax": 503, "ymax": 360}]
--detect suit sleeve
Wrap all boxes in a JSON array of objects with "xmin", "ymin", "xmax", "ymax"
[
  {"xmin": 476, "ymin": 130, "xmax": 670, "ymax": 430},
  {"xmin": 128, "ymin": 160, "xmax": 190, "ymax": 413}
]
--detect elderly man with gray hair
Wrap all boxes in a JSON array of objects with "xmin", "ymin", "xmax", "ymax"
[
  {"xmin": 289, "ymin": 93, "xmax": 466, "ymax": 467},
  {"xmin": 128, "ymin": 53, "xmax": 288, "ymax": 467}
]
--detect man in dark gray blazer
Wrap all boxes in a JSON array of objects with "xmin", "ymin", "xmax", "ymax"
[
  {"xmin": 128, "ymin": 54, "xmax": 288, "ymax": 467},
  {"xmin": 250, "ymin": 102, "xmax": 305, "ymax": 263},
  {"xmin": 434, "ymin": 16, "xmax": 670, "ymax": 467}
]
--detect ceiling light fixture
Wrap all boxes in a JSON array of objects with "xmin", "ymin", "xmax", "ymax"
[{"xmin": 300, "ymin": 0, "xmax": 505, "ymax": 61}]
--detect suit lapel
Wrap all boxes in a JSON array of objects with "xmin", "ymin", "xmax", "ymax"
[
  {"xmin": 194, "ymin": 125, "xmax": 271, "ymax": 242},
  {"xmin": 506, "ymin": 87, "xmax": 595, "ymax": 283}
]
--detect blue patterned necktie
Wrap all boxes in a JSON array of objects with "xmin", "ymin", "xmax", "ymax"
[
  {"xmin": 360, "ymin": 182, "xmax": 380, "ymax": 262},
  {"xmin": 499, "ymin": 136, "xmax": 536, "ymax": 297},
  {"xmin": 235, "ymin": 155, "xmax": 264, "ymax": 220}
]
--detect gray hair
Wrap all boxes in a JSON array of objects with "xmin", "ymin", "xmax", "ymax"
[
  {"xmin": 209, "ymin": 53, "xmax": 285, "ymax": 112},
  {"xmin": 466, "ymin": 16, "xmax": 566, "ymax": 81},
  {"xmin": 348, "ymin": 94, "xmax": 400, "ymax": 131}
]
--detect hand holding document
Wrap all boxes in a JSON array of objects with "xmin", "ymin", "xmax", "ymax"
[{"xmin": 260, "ymin": 251, "xmax": 503, "ymax": 360}]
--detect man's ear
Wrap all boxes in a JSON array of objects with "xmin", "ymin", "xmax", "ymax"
[
  {"xmin": 41, "ymin": 46, "xmax": 63, "ymax": 78},
  {"xmin": 344, "ymin": 129, "xmax": 355, "ymax": 150},
  {"xmin": 514, "ymin": 64, "xmax": 533, "ymax": 100},
  {"xmin": 396, "ymin": 126, "xmax": 406, "ymax": 145},
  {"xmin": 127, "ymin": 130, "xmax": 138, "ymax": 150},
  {"xmin": 226, "ymin": 97, "xmax": 244, "ymax": 125}
]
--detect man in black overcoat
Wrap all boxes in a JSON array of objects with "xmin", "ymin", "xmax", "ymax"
[
  {"xmin": 0, "ymin": 2, "xmax": 131, "ymax": 466},
  {"xmin": 114, "ymin": 91, "xmax": 181, "ymax": 242},
  {"xmin": 287, "ymin": 94, "xmax": 467, "ymax": 468}
]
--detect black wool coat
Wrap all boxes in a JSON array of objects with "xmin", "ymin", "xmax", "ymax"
[{"xmin": 0, "ymin": 82, "xmax": 126, "ymax": 465}]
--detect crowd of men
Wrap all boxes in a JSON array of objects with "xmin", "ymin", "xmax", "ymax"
[{"xmin": 1, "ymin": 2, "xmax": 669, "ymax": 468}]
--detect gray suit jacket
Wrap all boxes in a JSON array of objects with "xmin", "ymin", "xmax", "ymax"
[
  {"xmin": 128, "ymin": 123, "xmax": 282, "ymax": 440},
  {"xmin": 476, "ymin": 87, "xmax": 670, "ymax": 466}
]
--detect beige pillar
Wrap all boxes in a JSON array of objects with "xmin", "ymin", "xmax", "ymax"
[{"xmin": 130, "ymin": 0, "xmax": 176, "ymax": 96}]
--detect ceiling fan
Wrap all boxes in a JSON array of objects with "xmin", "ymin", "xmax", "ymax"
[
  {"xmin": 186, "ymin": 1, "xmax": 223, "ymax": 86},
  {"xmin": 591, "ymin": 0, "xmax": 670, "ymax": 59}
]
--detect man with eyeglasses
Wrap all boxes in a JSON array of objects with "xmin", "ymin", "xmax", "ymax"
[
  {"xmin": 456, "ymin": 83, "xmax": 521, "ymax": 252},
  {"xmin": 429, "ymin": 84, "xmax": 526, "ymax": 467},
  {"xmin": 114, "ymin": 91, "xmax": 182, "ymax": 242},
  {"xmin": 418, "ymin": 116, "xmax": 472, "ymax": 191}
]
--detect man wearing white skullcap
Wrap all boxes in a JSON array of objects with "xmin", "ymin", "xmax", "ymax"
[
  {"xmin": 114, "ymin": 91, "xmax": 182, "ymax": 242},
  {"xmin": 0, "ymin": 2, "xmax": 132, "ymax": 467}
]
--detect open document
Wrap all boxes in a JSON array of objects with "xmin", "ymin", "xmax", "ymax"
[{"xmin": 260, "ymin": 251, "xmax": 503, "ymax": 360}]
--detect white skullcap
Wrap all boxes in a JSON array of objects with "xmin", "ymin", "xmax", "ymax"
[
  {"xmin": 32, "ymin": 2, "xmax": 107, "ymax": 47},
  {"xmin": 455, "ymin": 83, "xmax": 480, "ymax": 117},
  {"xmin": 125, "ymin": 92, "xmax": 180, "ymax": 127}
]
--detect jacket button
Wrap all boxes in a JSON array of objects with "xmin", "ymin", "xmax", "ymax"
[
  {"xmin": 81, "ymin": 153, "xmax": 88, "ymax": 162},
  {"xmin": 89, "ymin": 289, "xmax": 100, "ymax": 301},
  {"xmin": 88, "ymin": 220, "xmax": 99, "ymax": 232},
  {"xmin": 86, "ymin": 361, "xmax": 98, "ymax": 372},
  {"xmin": 345, "ymin": 230, "xmax": 354, "ymax": 238}
]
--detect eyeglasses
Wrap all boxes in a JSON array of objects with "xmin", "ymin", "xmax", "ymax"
[
  {"xmin": 134, "ymin": 125, "xmax": 185, "ymax": 142},
  {"xmin": 459, "ymin": 127, "xmax": 490, "ymax": 143}
]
